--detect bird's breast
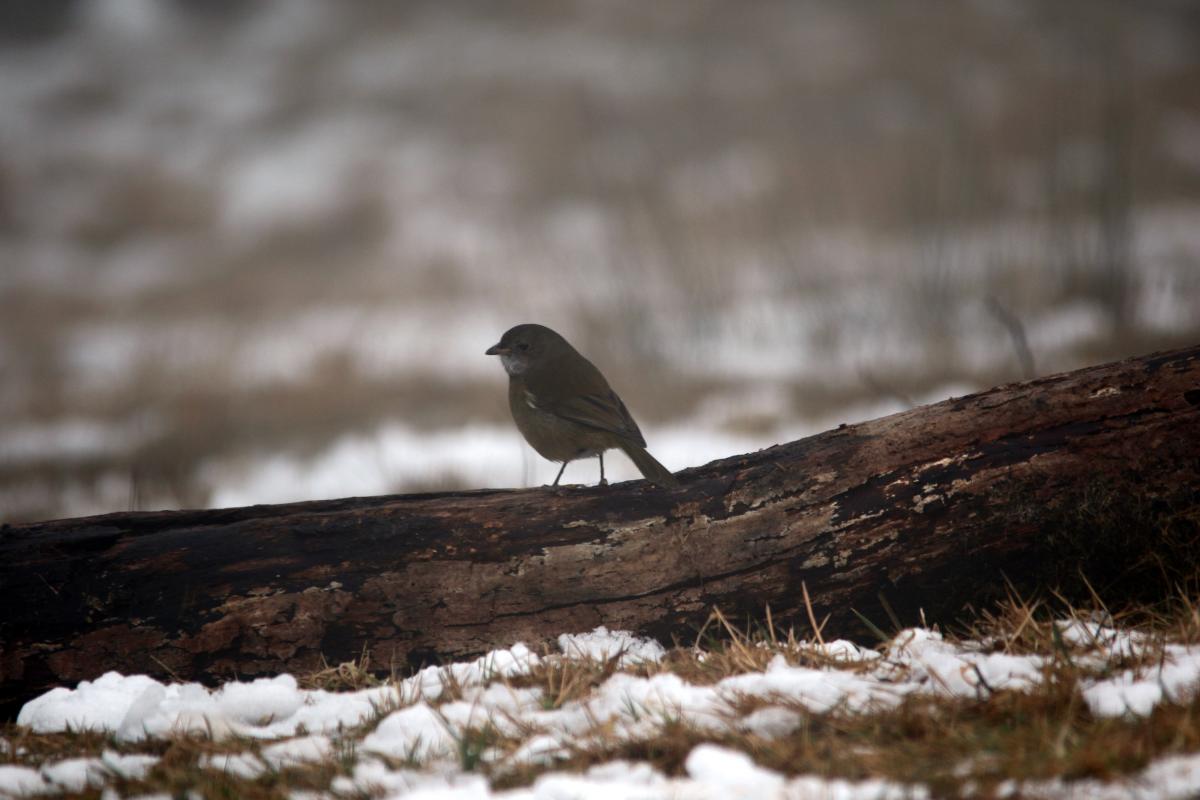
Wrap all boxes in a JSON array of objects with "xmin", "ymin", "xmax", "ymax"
[{"xmin": 507, "ymin": 380, "xmax": 612, "ymax": 461}]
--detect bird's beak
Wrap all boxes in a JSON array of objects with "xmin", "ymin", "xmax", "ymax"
[{"xmin": 486, "ymin": 343, "xmax": 509, "ymax": 356}]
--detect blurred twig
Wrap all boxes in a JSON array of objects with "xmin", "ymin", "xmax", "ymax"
[{"xmin": 985, "ymin": 296, "xmax": 1036, "ymax": 379}]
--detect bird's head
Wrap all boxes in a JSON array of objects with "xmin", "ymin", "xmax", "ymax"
[{"xmin": 485, "ymin": 323, "xmax": 568, "ymax": 376}]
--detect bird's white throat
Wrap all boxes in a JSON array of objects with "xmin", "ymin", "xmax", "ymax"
[{"xmin": 500, "ymin": 353, "xmax": 529, "ymax": 376}]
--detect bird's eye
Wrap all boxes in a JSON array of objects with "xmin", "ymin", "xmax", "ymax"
[{"xmin": 517, "ymin": 343, "xmax": 530, "ymax": 352}]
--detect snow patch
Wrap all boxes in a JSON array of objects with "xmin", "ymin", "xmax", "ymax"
[{"xmin": 558, "ymin": 626, "xmax": 666, "ymax": 666}]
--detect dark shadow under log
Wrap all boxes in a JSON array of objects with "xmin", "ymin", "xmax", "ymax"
[{"xmin": 2, "ymin": 345, "xmax": 1199, "ymax": 719}]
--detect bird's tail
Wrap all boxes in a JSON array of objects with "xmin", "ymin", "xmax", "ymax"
[{"xmin": 620, "ymin": 443, "xmax": 680, "ymax": 488}]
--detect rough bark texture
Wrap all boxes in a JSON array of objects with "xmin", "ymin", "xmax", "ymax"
[{"xmin": 3, "ymin": 345, "xmax": 1199, "ymax": 719}]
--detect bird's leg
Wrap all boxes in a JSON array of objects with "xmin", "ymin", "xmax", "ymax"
[
  {"xmin": 552, "ymin": 461, "xmax": 569, "ymax": 487},
  {"xmin": 598, "ymin": 453, "xmax": 608, "ymax": 486}
]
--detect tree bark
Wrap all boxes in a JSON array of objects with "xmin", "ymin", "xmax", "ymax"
[{"xmin": 3, "ymin": 345, "xmax": 1199, "ymax": 719}]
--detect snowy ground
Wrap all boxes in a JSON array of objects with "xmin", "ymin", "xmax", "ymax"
[{"xmin": 6, "ymin": 616, "xmax": 1200, "ymax": 799}]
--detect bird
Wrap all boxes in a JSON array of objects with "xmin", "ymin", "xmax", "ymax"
[{"xmin": 486, "ymin": 323, "xmax": 679, "ymax": 488}]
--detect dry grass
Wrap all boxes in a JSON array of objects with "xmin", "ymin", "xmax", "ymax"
[
  {"xmin": 5, "ymin": 593, "xmax": 1200, "ymax": 798},
  {"xmin": 513, "ymin": 651, "xmax": 628, "ymax": 711},
  {"xmin": 299, "ymin": 648, "xmax": 388, "ymax": 693},
  {"xmin": 500, "ymin": 598, "xmax": 1200, "ymax": 797}
]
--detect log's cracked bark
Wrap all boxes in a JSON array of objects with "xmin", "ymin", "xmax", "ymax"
[{"xmin": 3, "ymin": 345, "xmax": 1199, "ymax": 718}]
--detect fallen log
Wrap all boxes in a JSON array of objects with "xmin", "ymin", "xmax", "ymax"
[{"xmin": 2, "ymin": 345, "xmax": 1199, "ymax": 719}]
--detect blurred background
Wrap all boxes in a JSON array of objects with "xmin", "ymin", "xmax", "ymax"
[{"xmin": 2, "ymin": 0, "xmax": 1199, "ymax": 522}]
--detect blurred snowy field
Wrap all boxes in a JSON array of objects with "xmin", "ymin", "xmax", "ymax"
[
  {"xmin": 2, "ymin": 0, "xmax": 1200, "ymax": 520},
  {"xmin": 7, "ymin": 619, "xmax": 1200, "ymax": 798}
]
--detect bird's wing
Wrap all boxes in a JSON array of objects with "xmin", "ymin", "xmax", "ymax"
[
  {"xmin": 525, "ymin": 361, "xmax": 647, "ymax": 446},
  {"xmin": 537, "ymin": 390, "xmax": 646, "ymax": 446}
]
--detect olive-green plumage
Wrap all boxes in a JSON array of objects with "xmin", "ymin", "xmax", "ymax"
[{"xmin": 486, "ymin": 324, "xmax": 679, "ymax": 488}]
